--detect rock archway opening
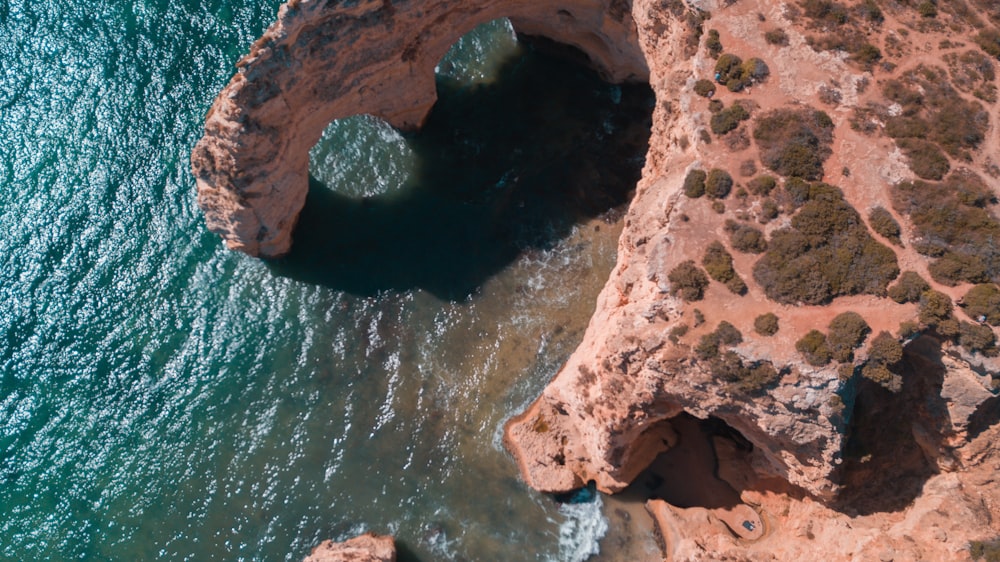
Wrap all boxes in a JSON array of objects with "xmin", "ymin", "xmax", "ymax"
[
  {"xmin": 192, "ymin": 0, "xmax": 651, "ymax": 259},
  {"xmin": 268, "ymin": 19, "xmax": 654, "ymax": 299}
]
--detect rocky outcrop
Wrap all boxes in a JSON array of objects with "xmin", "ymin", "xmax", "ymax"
[
  {"xmin": 191, "ymin": 0, "xmax": 647, "ymax": 257},
  {"xmin": 195, "ymin": 0, "xmax": 1000, "ymax": 558},
  {"xmin": 303, "ymin": 533, "xmax": 396, "ymax": 562}
]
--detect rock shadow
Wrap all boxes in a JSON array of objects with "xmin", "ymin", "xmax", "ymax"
[
  {"xmin": 613, "ymin": 414, "xmax": 744, "ymax": 510},
  {"xmin": 269, "ymin": 38, "xmax": 654, "ymax": 300},
  {"xmin": 835, "ymin": 336, "xmax": 948, "ymax": 515}
]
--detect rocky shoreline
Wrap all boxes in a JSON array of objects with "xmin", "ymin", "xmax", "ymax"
[{"xmin": 192, "ymin": 0, "xmax": 1000, "ymax": 559}]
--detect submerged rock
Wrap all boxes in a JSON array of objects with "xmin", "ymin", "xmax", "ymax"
[{"xmin": 303, "ymin": 533, "xmax": 395, "ymax": 562}]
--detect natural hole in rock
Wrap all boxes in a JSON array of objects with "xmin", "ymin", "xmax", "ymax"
[
  {"xmin": 269, "ymin": 19, "xmax": 654, "ymax": 300},
  {"xmin": 615, "ymin": 414, "xmax": 751, "ymax": 510}
]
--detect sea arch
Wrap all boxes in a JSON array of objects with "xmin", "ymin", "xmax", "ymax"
[{"xmin": 191, "ymin": 0, "xmax": 650, "ymax": 257}]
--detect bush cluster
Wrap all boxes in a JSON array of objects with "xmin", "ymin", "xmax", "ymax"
[
  {"xmin": 694, "ymin": 79, "xmax": 717, "ymax": 98},
  {"xmin": 668, "ymin": 260, "xmax": 710, "ymax": 301},
  {"xmin": 717, "ymin": 353, "xmax": 780, "ymax": 394},
  {"xmin": 706, "ymin": 29, "xmax": 723, "ymax": 58},
  {"xmin": 868, "ymin": 206, "xmax": 902, "ymax": 245},
  {"xmin": 753, "ymin": 185, "xmax": 900, "ymax": 305},
  {"xmin": 969, "ymin": 537, "xmax": 1000, "ymax": 562},
  {"xmin": 714, "ymin": 54, "xmax": 770, "ymax": 92},
  {"xmin": 919, "ymin": 289, "xmax": 959, "ymax": 336},
  {"xmin": 895, "ymin": 138, "xmax": 950, "ymax": 181},
  {"xmin": 962, "ymin": 283, "xmax": 1000, "ymax": 325},
  {"xmin": 747, "ymin": 175, "xmax": 777, "ymax": 196},
  {"xmin": 867, "ymin": 331, "xmax": 903, "ymax": 365},
  {"xmin": 753, "ymin": 108, "xmax": 835, "ymax": 180},
  {"xmin": 754, "ymin": 312, "xmax": 779, "ymax": 336},
  {"xmin": 764, "ymin": 28, "xmax": 789, "ymax": 46},
  {"xmin": 710, "ymin": 104, "xmax": 750, "ymax": 135},
  {"xmin": 683, "ymin": 169, "xmax": 707, "ymax": 198},
  {"xmin": 759, "ymin": 198, "xmax": 780, "ymax": 223},
  {"xmin": 882, "ymin": 66, "xmax": 988, "ymax": 163},
  {"xmin": 796, "ymin": 329, "xmax": 832, "ymax": 366},
  {"xmin": 891, "ymin": 171, "xmax": 1000, "ymax": 285},
  {"xmin": 887, "ymin": 271, "xmax": 930, "ymax": 304},
  {"xmin": 702, "ymin": 241, "xmax": 747, "ymax": 295},
  {"xmin": 959, "ymin": 321, "xmax": 997, "ymax": 356},
  {"xmin": 705, "ymin": 169, "xmax": 734, "ymax": 199},
  {"xmin": 861, "ymin": 330, "xmax": 904, "ymax": 392},
  {"xmin": 827, "ymin": 311, "xmax": 870, "ymax": 362},
  {"xmin": 799, "ymin": 0, "xmax": 849, "ymax": 26},
  {"xmin": 977, "ymin": 29, "xmax": 1000, "ymax": 59},
  {"xmin": 724, "ymin": 219, "xmax": 768, "ymax": 254},
  {"xmin": 695, "ymin": 320, "xmax": 744, "ymax": 360}
]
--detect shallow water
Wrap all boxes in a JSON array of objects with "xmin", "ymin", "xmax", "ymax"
[{"xmin": 1, "ymin": 8, "xmax": 653, "ymax": 562}]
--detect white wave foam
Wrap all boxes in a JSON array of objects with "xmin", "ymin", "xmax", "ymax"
[{"xmin": 554, "ymin": 496, "xmax": 609, "ymax": 562}]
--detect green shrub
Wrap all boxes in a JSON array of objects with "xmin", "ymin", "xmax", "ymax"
[
  {"xmin": 702, "ymin": 241, "xmax": 747, "ymax": 295},
  {"xmin": 714, "ymin": 53, "xmax": 769, "ymax": 92},
  {"xmin": 709, "ymin": 99, "xmax": 724, "ymax": 113},
  {"xmin": 694, "ymin": 78, "xmax": 717, "ymax": 98},
  {"xmin": 977, "ymin": 30, "xmax": 1000, "ymax": 59},
  {"xmin": 928, "ymin": 251, "xmax": 989, "ymax": 286},
  {"xmin": 754, "ymin": 108, "xmax": 835, "ymax": 180},
  {"xmin": 760, "ymin": 198, "xmax": 780, "ymax": 222},
  {"xmin": 710, "ymin": 104, "xmax": 750, "ymax": 135},
  {"xmin": 715, "ymin": 53, "xmax": 743, "ymax": 82},
  {"xmin": 696, "ymin": 321, "xmax": 744, "ymax": 360},
  {"xmin": 722, "ymin": 357, "xmax": 780, "ymax": 394},
  {"xmin": 962, "ymin": 284, "xmax": 1000, "ymax": 325},
  {"xmin": 706, "ymin": 29, "xmax": 723, "ymax": 58},
  {"xmin": 859, "ymin": 0, "xmax": 883, "ymax": 23},
  {"xmin": 969, "ymin": 537, "xmax": 1000, "ymax": 561},
  {"xmin": 683, "ymin": 169, "xmax": 707, "ymax": 198},
  {"xmin": 917, "ymin": 0, "xmax": 937, "ymax": 18},
  {"xmin": 919, "ymin": 289, "xmax": 954, "ymax": 326},
  {"xmin": 754, "ymin": 312, "xmax": 780, "ymax": 336},
  {"xmin": 706, "ymin": 169, "xmax": 734, "ymax": 199},
  {"xmin": 715, "ymin": 320, "xmax": 743, "ymax": 345},
  {"xmin": 852, "ymin": 43, "xmax": 882, "ymax": 69},
  {"xmin": 753, "ymin": 190, "xmax": 899, "ymax": 305},
  {"xmin": 725, "ymin": 219, "xmax": 768, "ymax": 253},
  {"xmin": 796, "ymin": 329, "xmax": 832, "ymax": 366},
  {"xmin": 896, "ymin": 138, "xmax": 950, "ymax": 180},
  {"xmin": 862, "ymin": 361, "xmax": 902, "ymax": 392},
  {"xmin": 764, "ymin": 28, "xmax": 789, "ymax": 46},
  {"xmin": 899, "ymin": 320, "xmax": 920, "ymax": 339},
  {"xmin": 882, "ymin": 68, "xmax": 988, "ymax": 161},
  {"xmin": 748, "ymin": 175, "xmax": 777, "ymax": 196},
  {"xmin": 868, "ymin": 206, "xmax": 902, "ymax": 245},
  {"xmin": 959, "ymin": 321, "xmax": 997, "ymax": 355},
  {"xmin": 892, "ymin": 173, "xmax": 1000, "ymax": 284},
  {"xmin": 868, "ymin": 331, "xmax": 903, "ymax": 365},
  {"xmin": 668, "ymin": 324, "xmax": 689, "ymax": 344},
  {"xmin": 828, "ymin": 311, "xmax": 871, "ymax": 362},
  {"xmin": 800, "ymin": 0, "xmax": 850, "ymax": 25},
  {"xmin": 888, "ymin": 271, "xmax": 930, "ymax": 304},
  {"xmin": 668, "ymin": 260, "xmax": 709, "ymax": 301}
]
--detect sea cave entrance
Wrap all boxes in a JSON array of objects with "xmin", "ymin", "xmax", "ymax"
[{"xmin": 272, "ymin": 19, "xmax": 655, "ymax": 300}]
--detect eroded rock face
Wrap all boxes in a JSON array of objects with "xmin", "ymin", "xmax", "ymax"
[
  {"xmin": 190, "ymin": 0, "xmax": 647, "ymax": 257},
  {"xmin": 303, "ymin": 533, "xmax": 396, "ymax": 562},
  {"xmin": 196, "ymin": 0, "xmax": 1000, "ymax": 558}
]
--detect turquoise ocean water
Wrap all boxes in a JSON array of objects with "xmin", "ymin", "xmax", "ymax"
[{"xmin": 1, "ymin": 4, "xmax": 652, "ymax": 560}]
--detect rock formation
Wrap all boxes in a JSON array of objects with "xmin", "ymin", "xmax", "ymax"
[
  {"xmin": 303, "ymin": 533, "xmax": 396, "ymax": 562},
  {"xmin": 190, "ymin": 0, "xmax": 647, "ymax": 257},
  {"xmin": 194, "ymin": 0, "xmax": 1000, "ymax": 558}
]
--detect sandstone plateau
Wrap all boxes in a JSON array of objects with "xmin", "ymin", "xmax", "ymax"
[{"xmin": 192, "ymin": 0, "xmax": 1000, "ymax": 559}]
